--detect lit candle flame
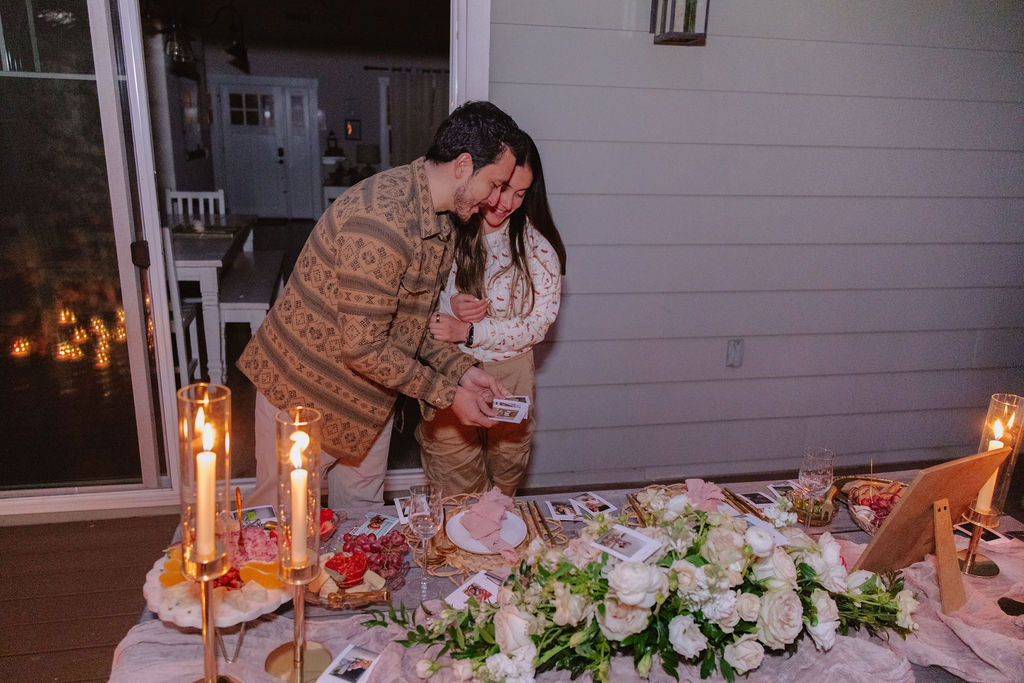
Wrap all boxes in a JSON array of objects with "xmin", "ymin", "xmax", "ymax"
[
  {"xmin": 289, "ymin": 430, "xmax": 310, "ymax": 468},
  {"xmin": 194, "ymin": 407, "xmax": 205, "ymax": 434},
  {"xmin": 993, "ymin": 419, "xmax": 1004, "ymax": 442},
  {"xmin": 202, "ymin": 422, "xmax": 214, "ymax": 451}
]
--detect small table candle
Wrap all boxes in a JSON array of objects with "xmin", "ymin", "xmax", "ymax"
[
  {"xmin": 196, "ymin": 423, "xmax": 216, "ymax": 562},
  {"xmin": 976, "ymin": 420, "xmax": 1004, "ymax": 513},
  {"xmin": 289, "ymin": 431, "xmax": 310, "ymax": 566}
]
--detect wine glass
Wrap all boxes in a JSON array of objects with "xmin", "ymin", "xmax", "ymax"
[
  {"xmin": 798, "ymin": 447, "xmax": 835, "ymax": 530},
  {"xmin": 407, "ymin": 483, "xmax": 442, "ymax": 602}
]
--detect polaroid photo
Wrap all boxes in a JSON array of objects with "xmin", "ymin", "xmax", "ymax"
[
  {"xmin": 591, "ymin": 524, "xmax": 661, "ymax": 562},
  {"xmin": 354, "ymin": 512, "xmax": 399, "ymax": 538},
  {"xmin": 546, "ymin": 500, "xmax": 579, "ymax": 521},
  {"xmin": 768, "ymin": 482, "xmax": 799, "ymax": 498},
  {"xmin": 492, "ymin": 398, "xmax": 527, "ymax": 423},
  {"xmin": 393, "ymin": 496, "xmax": 409, "ymax": 524},
  {"xmin": 737, "ymin": 491, "xmax": 776, "ymax": 508},
  {"xmin": 445, "ymin": 570, "xmax": 501, "ymax": 609},
  {"xmin": 569, "ymin": 492, "xmax": 617, "ymax": 517},
  {"xmin": 316, "ymin": 643, "xmax": 381, "ymax": 683},
  {"xmin": 954, "ymin": 523, "xmax": 1009, "ymax": 545},
  {"xmin": 230, "ymin": 505, "xmax": 276, "ymax": 527}
]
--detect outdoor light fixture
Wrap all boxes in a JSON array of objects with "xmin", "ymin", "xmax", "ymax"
[
  {"xmin": 158, "ymin": 4, "xmax": 250, "ymax": 75},
  {"xmin": 650, "ymin": 0, "xmax": 710, "ymax": 46}
]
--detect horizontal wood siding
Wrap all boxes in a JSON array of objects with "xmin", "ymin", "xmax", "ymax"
[{"xmin": 488, "ymin": 0, "xmax": 1024, "ymax": 485}]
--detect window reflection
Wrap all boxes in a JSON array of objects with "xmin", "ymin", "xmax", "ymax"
[{"xmin": 0, "ymin": 70, "xmax": 141, "ymax": 488}]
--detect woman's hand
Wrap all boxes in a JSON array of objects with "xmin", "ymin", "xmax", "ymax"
[
  {"xmin": 429, "ymin": 312, "xmax": 472, "ymax": 343},
  {"xmin": 450, "ymin": 293, "xmax": 489, "ymax": 323}
]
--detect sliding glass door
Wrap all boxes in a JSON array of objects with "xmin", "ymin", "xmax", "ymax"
[{"xmin": 0, "ymin": 0, "xmax": 164, "ymax": 493}]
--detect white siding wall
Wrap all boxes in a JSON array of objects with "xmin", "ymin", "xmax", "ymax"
[{"xmin": 488, "ymin": 0, "xmax": 1024, "ymax": 487}]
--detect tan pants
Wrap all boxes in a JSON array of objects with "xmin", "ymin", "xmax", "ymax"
[
  {"xmin": 249, "ymin": 392, "xmax": 391, "ymax": 509},
  {"xmin": 415, "ymin": 351, "xmax": 535, "ymax": 497}
]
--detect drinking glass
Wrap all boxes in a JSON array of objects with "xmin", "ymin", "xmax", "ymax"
[
  {"xmin": 407, "ymin": 483, "xmax": 442, "ymax": 602},
  {"xmin": 798, "ymin": 447, "xmax": 835, "ymax": 529}
]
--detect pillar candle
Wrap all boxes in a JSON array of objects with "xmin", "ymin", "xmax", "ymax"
[{"xmin": 290, "ymin": 468, "xmax": 308, "ymax": 565}]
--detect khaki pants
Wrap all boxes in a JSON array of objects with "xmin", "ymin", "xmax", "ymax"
[
  {"xmin": 415, "ymin": 350, "xmax": 535, "ymax": 497},
  {"xmin": 250, "ymin": 392, "xmax": 391, "ymax": 509}
]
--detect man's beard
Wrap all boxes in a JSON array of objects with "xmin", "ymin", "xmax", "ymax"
[{"xmin": 451, "ymin": 179, "xmax": 480, "ymax": 221}]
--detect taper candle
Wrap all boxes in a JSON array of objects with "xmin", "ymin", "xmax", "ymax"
[
  {"xmin": 196, "ymin": 422, "xmax": 217, "ymax": 561},
  {"xmin": 977, "ymin": 419, "xmax": 1004, "ymax": 513},
  {"xmin": 289, "ymin": 431, "xmax": 309, "ymax": 566}
]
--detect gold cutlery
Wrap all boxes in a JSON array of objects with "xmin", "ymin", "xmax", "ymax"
[
  {"xmin": 530, "ymin": 500, "xmax": 556, "ymax": 545},
  {"xmin": 626, "ymin": 493, "xmax": 648, "ymax": 527},
  {"xmin": 722, "ymin": 488, "xmax": 771, "ymax": 523},
  {"xmin": 517, "ymin": 501, "xmax": 538, "ymax": 542}
]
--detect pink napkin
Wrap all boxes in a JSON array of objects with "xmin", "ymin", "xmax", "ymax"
[{"xmin": 460, "ymin": 487, "xmax": 518, "ymax": 561}]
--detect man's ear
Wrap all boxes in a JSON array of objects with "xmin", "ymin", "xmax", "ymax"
[{"xmin": 453, "ymin": 152, "xmax": 474, "ymax": 179}]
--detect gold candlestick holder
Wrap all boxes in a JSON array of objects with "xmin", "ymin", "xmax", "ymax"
[
  {"xmin": 265, "ymin": 407, "xmax": 332, "ymax": 682},
  {"xmin": 959, "ymin": 393, "xmax": 1023, "ymax": 578},
  {"xmin": 177, "ymin": 383, "xmax": 239, "ymax": 683}
]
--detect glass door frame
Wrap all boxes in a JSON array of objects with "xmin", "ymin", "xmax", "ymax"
[{"xmin": 0, "ymin": 0, "xmax": 490, "ymax": 518}]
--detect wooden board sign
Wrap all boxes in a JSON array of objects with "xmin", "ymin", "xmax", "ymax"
[{"xmin": 853, "ymin": 447, "xmax": 1010, "ymax": 574}]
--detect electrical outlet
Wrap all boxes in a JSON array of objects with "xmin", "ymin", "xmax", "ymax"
[{"xmin": 726, "ymin": 338, "xmax": 744, "ymax": 367}]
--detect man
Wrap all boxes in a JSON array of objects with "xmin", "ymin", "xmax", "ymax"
[{"xmin": 238, "ymin": 101, "xmax": 526, "ymax": 507}]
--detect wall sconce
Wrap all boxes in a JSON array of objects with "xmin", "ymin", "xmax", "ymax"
[{"xmin": 650, "ymin": 0, "xmax": 710, "ymax": 46}]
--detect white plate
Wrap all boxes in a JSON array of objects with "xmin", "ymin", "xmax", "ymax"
[
  {"xmin": 142, "ymin": 555, "xmax": 291, "ymax": 629},
  {"xmin": 445, "ymin": 509, "xmax": 528, "ymax": 555}
]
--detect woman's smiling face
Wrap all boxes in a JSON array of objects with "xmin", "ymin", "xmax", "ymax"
[{"xmin": 482, "ymin": 164, "xmax": 533, "ymax": 229}]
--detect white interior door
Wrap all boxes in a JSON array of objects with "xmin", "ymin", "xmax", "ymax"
[{"xmin": 211, "ymin": 76, "xmax": 318, "ymax": 219}]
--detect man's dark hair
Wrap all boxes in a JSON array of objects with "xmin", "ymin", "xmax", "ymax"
[{"xmin": 426, "ymin": 101, "xmax": 526, "ymax": 170}]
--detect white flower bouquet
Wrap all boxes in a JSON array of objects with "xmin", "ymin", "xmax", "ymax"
[{"xmin": 366, "ymin": 481, "xmax": 917, "ymax": 682}]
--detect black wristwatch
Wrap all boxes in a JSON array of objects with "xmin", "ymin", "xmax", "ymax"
[{"xmin": 465, "ymin": 322, "xmax": 475, "ymax": 348}]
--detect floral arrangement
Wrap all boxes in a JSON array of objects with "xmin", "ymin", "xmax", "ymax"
[{"xmin": 367, "ymin": 480, "xmax": 918, "ymax": 682}]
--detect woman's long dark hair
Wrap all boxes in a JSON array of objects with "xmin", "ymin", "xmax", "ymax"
[{"xmin": 454, "ymin": 133, "xmax": 566, "ymax": 316}]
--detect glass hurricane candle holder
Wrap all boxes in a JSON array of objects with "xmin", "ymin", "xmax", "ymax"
[
  {"xmin": 266, "ymin": 406, "xmax": 331, "ymax": 681},
  {"xmin": 178, "ymin": 383, "xmax": 233, "ymax": 580},
  {"xmin": 961, "ymin": 393, "xmax": 1023, "ymax": 577},
  {"xmin": 176, "ymin": 382, "xmax": 236, "ymax": 683}
]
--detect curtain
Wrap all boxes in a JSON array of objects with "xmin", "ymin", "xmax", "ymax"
[{"xmin": 387, "ymin": 68, "xmax": 449, "ymax": 166}]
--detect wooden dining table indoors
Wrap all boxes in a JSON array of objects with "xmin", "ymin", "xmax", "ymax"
[
  {"xmin": 168, "ymin": 213, "xmax": 257, "ymax": 384},
  {"xmin": 109, "ymin": 471, "xmax": 1024, "ymax": 682}
]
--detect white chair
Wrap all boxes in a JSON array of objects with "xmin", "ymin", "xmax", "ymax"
[
  {"xmin": 217, "ymin": 249, "xmax": 286, "ymax": 381},
  {"xmin": 165, "ymin": 189, "xmax": 226, "ymax": 220},
  {"xmin": 161, "ymin": 227, "xmax": 202, "ymax": 386}
]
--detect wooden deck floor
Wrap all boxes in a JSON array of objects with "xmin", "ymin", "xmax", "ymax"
[{"xmin": 0, "ymin": 514, "xmax": 179, "ymax": 681}]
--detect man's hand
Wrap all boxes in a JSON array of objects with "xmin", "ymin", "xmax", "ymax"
[
  {"xmin": 459, "ymin": 366, "xmax": 509, "ymax": 401},
  {"xmin": 450, "ymin": 385, "xmax": 498, "ymax": 427},
  {"xmin": 450, "ymin": 293, "xmax": 489, "ymax": 323},
  {"xmin": 429, "ymin": 312, "xmax": 471, "ymax": 343}
]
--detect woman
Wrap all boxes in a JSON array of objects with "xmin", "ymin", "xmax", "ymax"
[{"xmin": 416, "ymin": 133, "xmax": 566, "ymax": 496}]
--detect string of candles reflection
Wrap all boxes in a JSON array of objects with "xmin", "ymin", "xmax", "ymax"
[{"xmin": 9, "ymin": 303, "xmax": 128, "ymax": 369}]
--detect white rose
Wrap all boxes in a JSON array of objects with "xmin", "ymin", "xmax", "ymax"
[
  {"xmin": 494, "ymin": 604, "xmax": 533, "ymax": 655},
  {"xmin": 701, "ymin": 526, "xmax": 746, "ymax": 567},
  {"xmin": 806, "ymin": 588, "xmax": 840, "ymax": 650},
  {"xmin": 552, "ymin": 581, "xmax": 588, "ymax": 626},
  {"xmin": 736, "ymin": 592, "xmax": 761, "ymax": 622},
  {"xmin": 814, "ymin": 532, "xmax": 849, "ymax": 592},
  {"xmin": 723, "ymin": 634, "xmax": 765, "ymax": 674},
  {"xmin": 715, "ymin": 604, "xmax": 741, "ymax": 633},
  {"xmin": 667, "ymin": 614, "xmax": 708, "ymax": 659},
  {"xmin": 779, "ymin": 526, "xmax": 815, "ymax": 547},
  {"xmin": 672, "ymin": 559, "xmax": 700, "ymax": 595},
  {"xmin": 415, "ymin": 658, "xmax": 436, "ymax": 679},
  {"xmin": 596, "ymin": 599, "xmax": 650, "ymax": 641},
  {"xmin": 757, "ymin": 589, "xmax": 804, "ymax": 650},
  {"xmin": 451, "ymin": 659, "xmax": 475, "ymax": 681},
  {"xmin": 751, "ymin": 547, "xmax": 798, "ymax": 590},
  {"xmin": 608, "ymin": 561, "xmax": 668, "ymax": 608},
  {"xmin": 663, "ymin": 493, "xmax": 690, "ymax": 521},
  {"xmin": 896, "ymin": 589, "xmax": 919, "ymax": 631},
  {"xmin": 744, "ymin": 526, "xmax": 775, "ymax": 558}
]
